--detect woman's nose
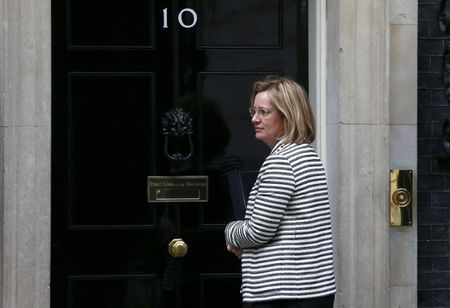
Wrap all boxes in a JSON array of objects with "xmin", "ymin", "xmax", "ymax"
[{"xmin": 251, "ymin": 114, "xmax": 259, "ymax": 124}]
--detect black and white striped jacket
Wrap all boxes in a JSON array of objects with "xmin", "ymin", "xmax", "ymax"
[{"xmin": 225, "ymin": 141, "xmax": 336, "ymax": 303}]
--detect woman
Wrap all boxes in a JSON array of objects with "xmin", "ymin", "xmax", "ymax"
[{"xmin": 225, "ymin": 76, "xmax": 336, "ymax": 308}]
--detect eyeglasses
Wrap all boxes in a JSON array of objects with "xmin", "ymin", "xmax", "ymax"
[{"xmin": 249, "ymin": 107, "xmax": 273, "ymax": 118}]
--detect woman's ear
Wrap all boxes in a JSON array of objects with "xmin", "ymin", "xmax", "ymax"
[{"xmin": 283, "ymin": 117, "xmax": 288, "ymax": 133}]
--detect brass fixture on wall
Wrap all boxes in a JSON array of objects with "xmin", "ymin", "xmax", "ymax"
[{"xmin": 390, "ymin": 169, "xmax": 413, "ymax": 226}]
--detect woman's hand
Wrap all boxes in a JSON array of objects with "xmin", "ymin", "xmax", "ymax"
[{"xmin": 227, "ymin": 244, "xmax": 243, "ymax": 258}]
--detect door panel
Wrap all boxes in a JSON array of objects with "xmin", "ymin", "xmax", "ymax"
[
  {"xmin": 68, "ymin": 73, "xmax": 157, "ymax": 226},
  {"xmin": 69, "ymin": 276, "xmax": 157, "ymax": 308},
  {"xmin": 68, "ymin": 0, "xmax": 155, "ymax": 47},
  {"xmin": 198, "ymin": 1, "xmax": 280, "ymax": 47},
  {"xmin": 52, "ymin": 1, "xmax": 308, "ymax": 307}
]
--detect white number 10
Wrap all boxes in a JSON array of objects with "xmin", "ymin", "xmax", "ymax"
[{"xmin": 163, "ymin": 8, "xmax": 198, "ymax": 29}]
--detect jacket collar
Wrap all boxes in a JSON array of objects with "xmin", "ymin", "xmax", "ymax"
[{"xmin": 270, "ymin": 139, "xmax": 286, "ymax": 155}]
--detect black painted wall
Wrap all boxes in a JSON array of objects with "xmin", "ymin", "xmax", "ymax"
[{"xmin": 418, "ymin": 1, "xmax": 450, "ymax": 307}]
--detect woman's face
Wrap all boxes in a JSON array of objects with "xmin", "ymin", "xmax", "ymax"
[{"xmin": 251, "ymin": 91, "xmax": 285, "ymax": 148}]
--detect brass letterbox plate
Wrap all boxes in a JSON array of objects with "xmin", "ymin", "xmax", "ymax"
[
  {"xmin": 390, "ymin": 169, "xmax": 413, "ymax": 226},
  {"xmin": 147, "ymin": 176, "xmax": 208, "ymax": 203}
]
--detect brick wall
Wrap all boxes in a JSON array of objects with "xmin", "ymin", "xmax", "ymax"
[{"xmin": 418, "ymin": 1, "xmax": 450, "ymax": 307}]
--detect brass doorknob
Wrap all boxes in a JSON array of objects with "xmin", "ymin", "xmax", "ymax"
[{"xmin": 168, "ymin": 238, "xmax": 188, "ymax": 257}]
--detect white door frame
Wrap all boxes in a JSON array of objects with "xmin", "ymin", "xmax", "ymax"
[{"xmin": 309, "ymin": 0, "xmax": 327, "ymax": 164}]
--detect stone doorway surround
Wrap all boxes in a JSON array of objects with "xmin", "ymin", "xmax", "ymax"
[
  {"xmin": 0, "ymin": 0, "xmax": 417, "ymax": 307},
  {"xmin": 0, "ymin": 0, "xmax": 51, "ymax": 307},
  {"xmin": 325, "ymin": 0, "xmax": 418, "ymax": 307}
]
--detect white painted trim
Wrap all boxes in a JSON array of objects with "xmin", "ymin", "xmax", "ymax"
[{"xmin": 308, "ymin": 0, "xmax": 327, "ymax": 166}]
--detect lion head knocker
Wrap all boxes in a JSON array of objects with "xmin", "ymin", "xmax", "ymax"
[{"xmin": 161, "ymin": 108, "xmax": 194, "ymax": 161}]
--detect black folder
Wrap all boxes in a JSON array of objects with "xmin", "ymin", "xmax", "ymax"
[{"xmin": 227, "ymin": 170, "xmax": 258, "ymax": 220}]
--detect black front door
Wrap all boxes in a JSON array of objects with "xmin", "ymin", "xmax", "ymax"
[{"xmin": 51, "ymin": 1, "xmax": 308, "ymax": 307}]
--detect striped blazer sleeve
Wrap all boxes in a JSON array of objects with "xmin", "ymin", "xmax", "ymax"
[{"xmin": 225, "ymin": 154, "xmax": 295, "ymax": 248}]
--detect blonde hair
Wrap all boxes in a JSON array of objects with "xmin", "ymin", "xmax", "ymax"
[{"xmin": 250, "ymin": 75, "xmax": 315, "ymax": 144}]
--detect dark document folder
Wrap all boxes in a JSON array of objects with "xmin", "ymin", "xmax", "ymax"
[{"xmin": 227, "ymin": 170, "xmax": 258, "ymax": 220}]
